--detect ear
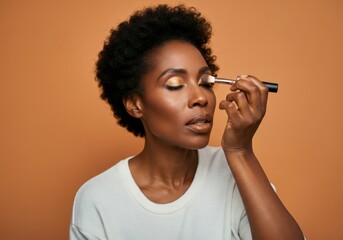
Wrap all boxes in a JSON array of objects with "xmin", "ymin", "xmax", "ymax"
[{"xmin": 123, "ymin": 94, "xmax": 143, "ymax": 118}]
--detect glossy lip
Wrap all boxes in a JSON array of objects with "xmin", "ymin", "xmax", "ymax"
[{"xmin": 185, "ymin": 114, "xmax": 213, "ymax": 134}]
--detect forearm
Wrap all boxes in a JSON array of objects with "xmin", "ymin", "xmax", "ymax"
[{"xmin": 224, "ymin": 149, "xmax": 304, "ymax": 240}]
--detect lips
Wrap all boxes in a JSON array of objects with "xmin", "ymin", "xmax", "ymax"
[{"xmin": 185, "ymin": 114, "xmax": 213, "ymax": 134}]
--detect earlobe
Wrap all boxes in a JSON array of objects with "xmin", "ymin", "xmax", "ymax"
[{"xmin": 123, "ymin": 95, "xmax": 143, "ymax": 118}]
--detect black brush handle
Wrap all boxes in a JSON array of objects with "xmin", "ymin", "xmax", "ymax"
[
  {"xmin": 214, "ymin": 77, "xmax": 278, "ymax": 93},
  {"xmin": 262, "ymin": 81, "xmax": 278, "ymax": 93}
]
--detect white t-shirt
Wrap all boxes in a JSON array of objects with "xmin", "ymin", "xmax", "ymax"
[{"xmin": 70, "ymin": 146, "xmax": 252, "ymax": 240}]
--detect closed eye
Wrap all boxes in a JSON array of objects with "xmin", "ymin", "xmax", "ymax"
[
  {"xmin": 199, "ymin": 82, "xmax": 214, "ymax": 89},
  {"xmin": 164, "ymin": 76, "xmax": 185, "ymax": 91},
  {"xmin": 198, "ymin": 74, "xmax": 214, "ymax": 89},
  {"xmin": 165, "ymin": 85, "xmax": 184, "ymax": 91}
]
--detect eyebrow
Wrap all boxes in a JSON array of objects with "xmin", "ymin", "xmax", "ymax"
[
  {"xmin": 158, "ymin": 66, "xmax": 211, "ymax": 80},
  {"xmin": 199, "ymin": 66, "xmax": 211, "ymax": 75}
]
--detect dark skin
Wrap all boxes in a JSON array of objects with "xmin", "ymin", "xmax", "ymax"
[
  {"xmin": 124, "ymin": 40, "xmax": 304, "ymax": 239},
  {"xmin": 125, "ymin": 40, "xmax": 215, "ymax": 203}
]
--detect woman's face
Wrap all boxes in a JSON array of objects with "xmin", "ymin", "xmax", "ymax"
[{"xmin": 138, "ymin": 40, "xmax": 216, "ymax": 149}]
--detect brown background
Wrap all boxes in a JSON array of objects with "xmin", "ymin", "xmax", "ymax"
[{"xmin": 1, "ymin": 0, "xmax": 342, "ymax": 239}]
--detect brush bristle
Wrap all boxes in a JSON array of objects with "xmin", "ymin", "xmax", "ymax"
[{"xmin": 199, "ymin": 75, "xmax": 215, "ymax": 84}]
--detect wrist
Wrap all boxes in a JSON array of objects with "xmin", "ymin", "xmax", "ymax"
[
  {"xmin": 222, "ymin": 143, "xmax": 253, "ymax": 155},
  {"xmin": 223, "ymin": 147, "xmax": 255, "ymax": 162},
  {"xmin": 221, "ymin": 138, "xmax": 253, "ymax": 155}
]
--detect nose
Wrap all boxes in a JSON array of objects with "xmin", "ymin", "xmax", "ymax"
[{"xmin": 188, "ymin": 84, "xmax": 208, "ymax": 108}]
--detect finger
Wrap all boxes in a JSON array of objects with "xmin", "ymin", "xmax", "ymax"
[
  {"xmin": 231, "ymin": 78, "xmax": 262, "ymax": 112},
  {"xmin": 243, "ymin": 75, "xmax": 269, "ymax": 113},
  {"xmin": 219, "ymin": 100, "xmax": 241, "ymax": 127},
  {"xmin": 225, "ymin": 92, "xmax": 251, "ymax": 117}
]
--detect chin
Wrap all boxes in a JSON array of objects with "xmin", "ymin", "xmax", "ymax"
[{"xmin": 181, "ymin": 135, "xmax": 210, "ymax": 150}]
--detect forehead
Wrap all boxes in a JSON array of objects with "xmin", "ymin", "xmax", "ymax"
[{"xmin": 147, "ymin": 40, "xmax": 207, "ymax": 73}]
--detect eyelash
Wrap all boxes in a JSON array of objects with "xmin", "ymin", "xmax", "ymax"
[
  {"xmin": 199, "ymin": 83, "xmax": 214, "ymax": 89},
  {"xmin": 165, "ymin": 85, "xmax": 184, "ymax": 91},
  {"xmin": 166, "ymin": 83, "xmax": 213, "ymax": 91}
]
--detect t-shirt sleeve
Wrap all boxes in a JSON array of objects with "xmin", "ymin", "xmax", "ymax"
[
  {"xmin": 235, "ymin": 182, "xmax": 277, "ymax": 240},
  {"xmin": 70, "ymin": 181, "xmax": 107, "ymax": 240},
  {"xmin": 238, "ymin": 212, "xmax": 252, "ymax": 240},
  {"xmin": 70, "ymin": 224, "xmax": 102, "ymax": 240},
  {"xmin": 228, "ymin": 182, "xmax": 252, "ymax": 240}
]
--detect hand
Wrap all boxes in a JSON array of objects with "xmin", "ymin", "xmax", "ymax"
[{"xmin": 219, "ymin": 75, "xmax": 269, "ymax": 154}]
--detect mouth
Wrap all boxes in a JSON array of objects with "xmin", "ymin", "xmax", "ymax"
[{"xmin": 185, "ymin": 114, "xmax": 213, "ymax": 134}]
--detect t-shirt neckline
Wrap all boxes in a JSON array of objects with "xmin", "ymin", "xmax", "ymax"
[{"xmin": 119, "ymin": 148, "xmax": 208, "ymax": 214}]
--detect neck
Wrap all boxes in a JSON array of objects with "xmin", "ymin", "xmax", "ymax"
[{"xmin": 130, "ymin": 139, "xmax": 198, "ymax": 188}]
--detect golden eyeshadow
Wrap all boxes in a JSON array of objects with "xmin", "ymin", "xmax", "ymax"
[{"xmin": 165, "ymin": 76, "xmax": 185, "ymax": 87}]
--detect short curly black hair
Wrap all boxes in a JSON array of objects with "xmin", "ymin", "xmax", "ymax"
[{"xmin": 96, "ymin": 4, "xmax": 219, "ymax": 137}]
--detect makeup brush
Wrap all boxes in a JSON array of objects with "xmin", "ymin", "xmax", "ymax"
[{"xmin": 200, "ymin": 75, "xmax": 278, "ymax": 93}]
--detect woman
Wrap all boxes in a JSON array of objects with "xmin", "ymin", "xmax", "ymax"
[{"xmin": 70, "ymin": 4, "xmax": 304, "ymax": 240}]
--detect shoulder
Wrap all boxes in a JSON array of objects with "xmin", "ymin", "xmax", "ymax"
[
  {"xmin": 200, "ymin": 147, "xmax": 251, "ymax": 234},
  {"xmin": 200, "ymin": 146, "xmax": 244, "ymax": 204},
  {"xmin": 70, "ymin": 157, "xmax": 134, "ymax": 237},
  {"xmin": 76, "ymin": 160, "xmax": 123, "ymax": 199},
  {"xmin": 71, "ymin": 158, "xmax": 130, "ymax": 221},
  {"xmin": 198, "ymin": 146, "xmax": 236, "ymax": 190},
  {"xmin": 199, "ymin": 146, "xmax": 230, "ymax": 170},
  {"xmin": 200, "ymin": 145, "xmax": 227, "ymax": 160},
  {"xmin": 200, "ymin": 145, "xmax": 223, "ymax": 155}
]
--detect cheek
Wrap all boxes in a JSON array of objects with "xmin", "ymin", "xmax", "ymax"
[
  {"xmin": 143, "ymin": 97, "xmax": 185, "ymax": 123},
  {"xmin": 156, "ymin": 96, "xmax": 183, "ymax": 113},
  {"xmin": 142, "ymin": 99, "xmax": 185, "ymax": 139},
  {"xmin": 208, "ymin": 91, "xmax": 216, "ymax": 112}
]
